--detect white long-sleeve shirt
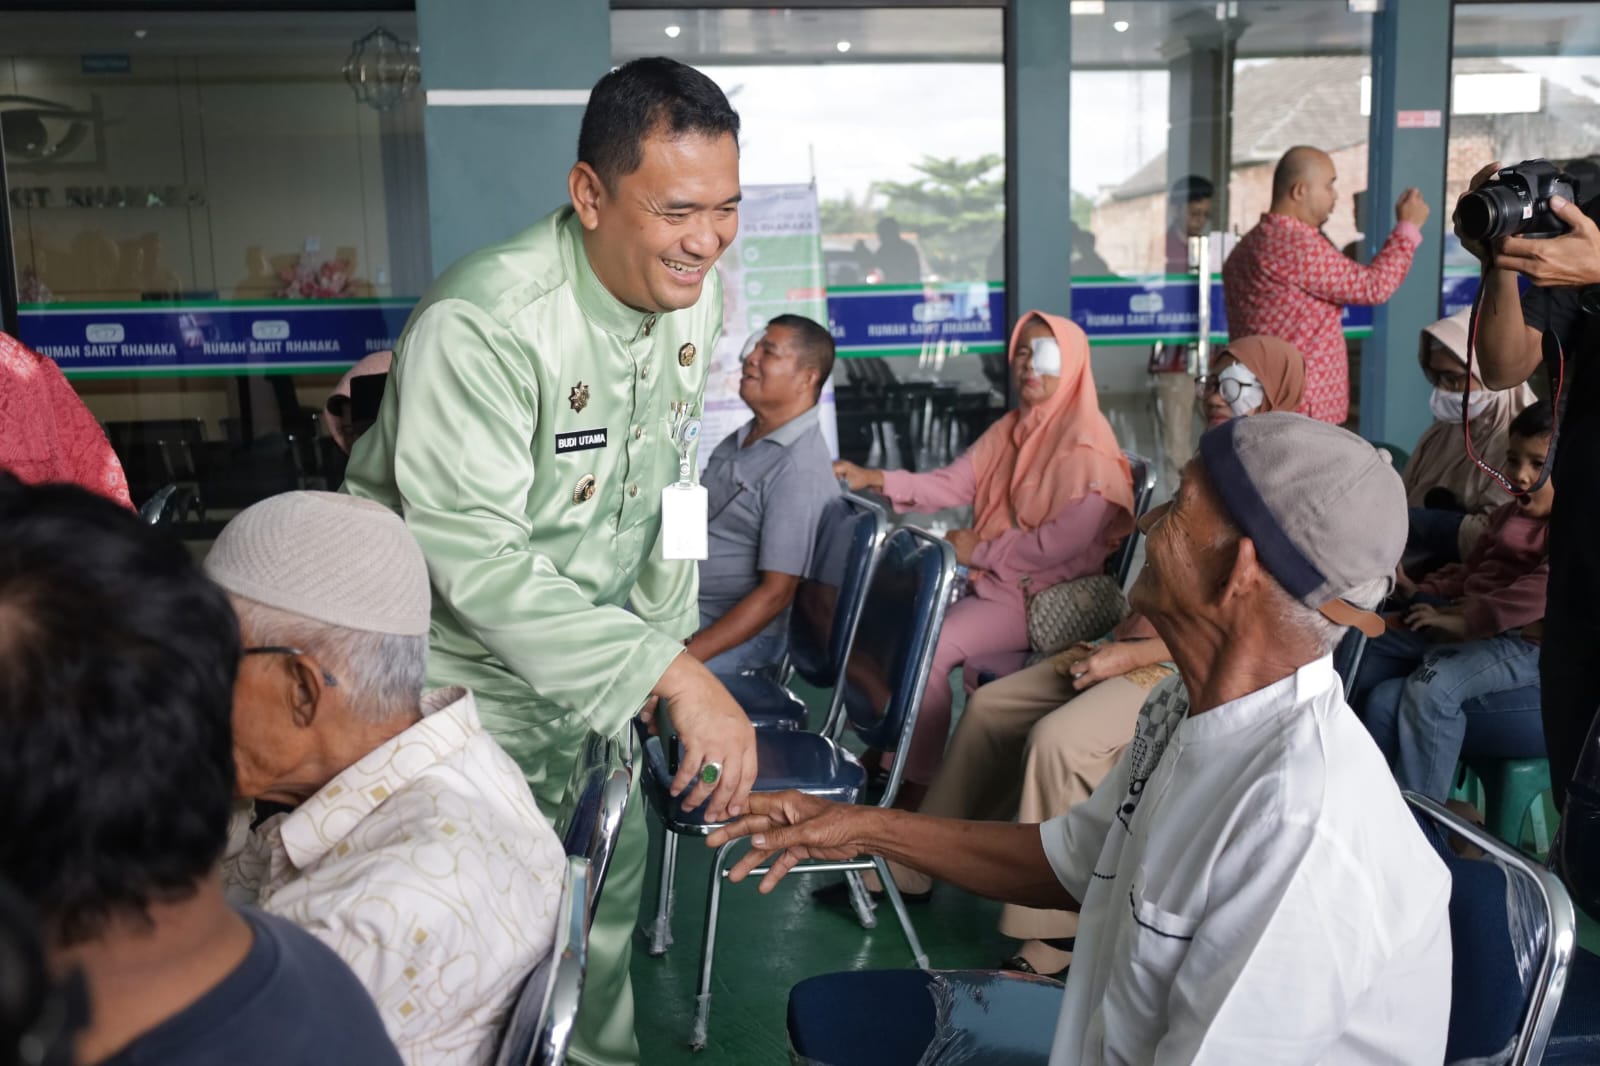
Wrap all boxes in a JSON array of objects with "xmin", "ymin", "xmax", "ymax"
[{"xmin": 1041, "ymin": 658, "xmax": 1453, "ymax": 1064}]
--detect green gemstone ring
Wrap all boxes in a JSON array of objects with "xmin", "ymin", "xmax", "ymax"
[{"xmin": 700, "ymin": 761, "xmax": 722, "ymax": 786}]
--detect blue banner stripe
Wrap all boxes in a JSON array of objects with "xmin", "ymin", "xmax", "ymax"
[{"xmin": 16, "ymin": 275, "xmax": 1483, "ymax": 374}]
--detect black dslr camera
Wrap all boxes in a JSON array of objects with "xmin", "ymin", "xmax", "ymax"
[{"xmin": 1456, "ymin": 159, "xmax": 1579, "ymax": 242}]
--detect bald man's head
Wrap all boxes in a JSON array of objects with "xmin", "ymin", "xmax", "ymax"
[{"xmin": 1270, "ymin": 146, "xmax": 1338, "ymax": 227}]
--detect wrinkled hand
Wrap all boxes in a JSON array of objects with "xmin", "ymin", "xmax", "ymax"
[
  {"xmin": 1453, "ymin": 161, "xmax": 1502, "ymax": 264},
  {"xmin": 832, "ymin": 460, "xmax": 881, "ymax": 492},
  {"xmin": 1496, "ymin": 196, "xmax": 1600, "ymax": 288},
  {"xmin": 944, "ymin": 528, "xmax": 980, "ymax": 566},
  {"xmin": 706, "ymin": 791, "xmax": 871, "ymax": 893},
  {"xmin": 654, "ymin": 656, "xmax": 758, "ymax": 821},
  {"xmin": 1050, "ymin": 643, "xmax": 1096, "ymax": 678},
  {"xmin": 1062, "ymin": 641, "xmax": 1138, "ymax": 691},
  {"xmin": 1405, "ymin": 603, "xmax": 1470, "ymax": 641},
  {"xmin": 1395, "ymin": 187, "xmax": 1430, "ymax": 229}
]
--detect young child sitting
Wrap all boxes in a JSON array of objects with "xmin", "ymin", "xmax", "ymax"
[{"xmin": 1348, "ymin": 401, "xmax": 1553, "ymax": 801}]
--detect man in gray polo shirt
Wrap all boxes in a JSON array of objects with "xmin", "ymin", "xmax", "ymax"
[{"xmin": 689, "ymin": 314, "xmax": 840, "ymax": 677}]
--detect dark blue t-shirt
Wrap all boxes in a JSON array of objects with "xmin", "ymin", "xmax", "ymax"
[{"xmin": 101, "ymin": 908, "xmax": 400, "ymax": 1065}]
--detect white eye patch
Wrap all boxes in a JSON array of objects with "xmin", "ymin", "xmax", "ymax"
[
  {"xmin": 1029, "ymin": 336, "xmax": 1062, "ymax": 376},
  {"xmin": 1219, "ymin": 361, "xmax": 1266, "ymax": 417}
]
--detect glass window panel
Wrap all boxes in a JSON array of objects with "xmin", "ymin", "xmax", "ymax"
[
  {"xmin": 1446, "ymin": 3, "xmax": 1600, "ymax": 274},
  {"xmin": 1070, "ymin": 2, "xmax": 1370, "ymax": 493},
  {"xmin": 2, "ymin": 11, "xmax": 427, "ymax": 531},
  {"xmin": 616, "ymin": 7, "xmax": 1006, "ymax": 471}
]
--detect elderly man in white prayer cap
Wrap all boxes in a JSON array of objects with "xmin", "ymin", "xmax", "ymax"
[{"xmin": 212, "ymin": 491, "xmax": 565, "ymax": 1066}]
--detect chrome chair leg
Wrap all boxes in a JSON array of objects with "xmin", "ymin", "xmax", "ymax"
[
  {"xmin": 646, "ymin": 831, "xmax": 678, "ymax": 956},
  {"xmin": 691, "ymin": 840, "xmax": 735, "ymax": 1050},
  {"xmin": 845, "ymin": 868, "xmax": 878, "ymax": 929},
  {"xmin": 874, "ymin": 856, "xmax": 930, "ymax": 970}
]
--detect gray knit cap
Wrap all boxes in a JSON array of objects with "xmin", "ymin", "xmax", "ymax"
[
  {"xmin": 1195, "ymin": 412, "xmax": 1405, "ymax": 638},
  {"xmin": 203, "ymin": 491, "xmax": 431, "ymax": 637}
]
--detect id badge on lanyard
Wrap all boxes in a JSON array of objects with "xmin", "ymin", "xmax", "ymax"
[{"xmin": 662, "ymin": 401, "xmax": 708, "ymax": 560}]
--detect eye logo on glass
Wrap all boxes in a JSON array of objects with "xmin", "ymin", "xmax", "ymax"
[{"xmin": 84, "ymin": 323, "xmax": 124, "ymax": 344}]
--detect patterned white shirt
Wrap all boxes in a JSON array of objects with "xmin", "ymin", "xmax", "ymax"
[{"xmin": 225, "ymin": 687, "xmax": 565, "ymax": 1065}]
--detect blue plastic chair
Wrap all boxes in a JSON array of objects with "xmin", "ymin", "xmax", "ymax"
[
  {"xmin": 1332, "ymin": 628, "xmax": 1367, "ymax": 701},
  {"xmin": 642, "ymin": 495, "xmax": 889, "ymax": 955},
  {"xmin": 787, "ymin": 969, "xmax": 1062, "ymax": 1065},
  {"xmin": 1406, "ymin": 793, "xmax": 1574, "ymax": 1065},
  {"xmin": 1546, "ymin": 945, "xmax": 1600, "ymax": 1063},
  {"xmin": 720, "ymin": 492, "xmax": 890, "ymax": 732},
  {"xmin": 552, "ymin": 729, "xmax": 631, "ymax": 924},
  {"xmin": 494, "ymin": 857, "xmax": 591, "ymax": 1066},
  {"xmin": 637, "ymin": 526, "xmax": 957, "ymax": 1048},
  {"xmin": 1109, "ymin": 450, "xmax": 1157, "ymax": 589}
]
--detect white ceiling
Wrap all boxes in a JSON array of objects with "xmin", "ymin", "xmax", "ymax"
[{"xmin": 0, "ymin": 3, "xmax": 1595, "ymax": 69}]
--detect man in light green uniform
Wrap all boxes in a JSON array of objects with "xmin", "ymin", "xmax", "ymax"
[{"xmin": 344, "ymin": 58, "xmax": 758, "ymax": 1065}]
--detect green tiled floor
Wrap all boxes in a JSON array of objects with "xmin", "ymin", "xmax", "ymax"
[{"xmin": 630, "ymin": 814, "xmax": 1015, "ymax": 1064}]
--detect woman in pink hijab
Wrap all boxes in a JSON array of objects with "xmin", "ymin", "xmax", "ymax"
[{"xmin": 835, "ymin": 311, "xmax": 1135, "ymax": 807}]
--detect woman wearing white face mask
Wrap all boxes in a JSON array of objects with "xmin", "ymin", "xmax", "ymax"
[{"xmin": 1403, "ymin": 309, "xmax": 1537, "ymax": 565}]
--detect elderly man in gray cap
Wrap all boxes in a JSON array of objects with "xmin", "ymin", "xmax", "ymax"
[
  {"xmin": 709, "ymin": 414, "xmax": 1453, "ymax": 1064},
  {"xmin": 211, "ymin": 491, "xmax": 566, "ymax": 1066}
]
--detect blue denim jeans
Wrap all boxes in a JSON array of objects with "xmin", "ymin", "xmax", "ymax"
[
  {"xmin": 697, "ymin": 609, "xmax": 787, "ymax": 680},
  {"xmin": 1360, "ymin": 635, "xmax": 1543, "ymax": 802}
]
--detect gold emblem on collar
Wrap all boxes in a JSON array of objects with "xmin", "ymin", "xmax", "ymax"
[
  {"xmin": 569, "ymin": 382, "xmax": 590, "ymax": 413},
  {"xmin": 573, "ymin": 474, "xmax": 597, "ymax": 504},
  {"xmin": 678, "ymin": 342, "xmax": 697, "ymax": 367}
]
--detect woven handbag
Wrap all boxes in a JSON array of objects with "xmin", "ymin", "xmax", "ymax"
[{"xmin": 1024, "ymin": 574, "xmax": 1129, "ymax": 656}]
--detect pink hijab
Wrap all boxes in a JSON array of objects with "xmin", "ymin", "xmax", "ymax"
[{"xmin": 967, "ymin": 311, "xmax": 1135, "ymax": 544}]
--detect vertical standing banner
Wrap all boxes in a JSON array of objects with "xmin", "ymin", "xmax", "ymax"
[{"xmin": 702, "ymin": 183, "xmax": 838, "ymax": 471}]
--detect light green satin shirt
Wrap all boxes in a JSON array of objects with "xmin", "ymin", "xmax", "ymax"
[{"xmin": 345, "ymin": 207, "xmax": 720, "ymax": 795}]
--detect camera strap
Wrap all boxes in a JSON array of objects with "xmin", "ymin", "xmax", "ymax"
[{"xmin": 1460, "ymin": 261, "xmax": 1563, "ymax": 502}]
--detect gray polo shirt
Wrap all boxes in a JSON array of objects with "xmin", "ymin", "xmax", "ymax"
[{"xmin": 698, "ymin": 404, "xmax": 840, "ymax": 638}]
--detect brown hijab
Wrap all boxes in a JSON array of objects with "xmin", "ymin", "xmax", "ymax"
[{"xmin": 1216, "ymin": 335, "xmax": 1306, "ymax": 413}]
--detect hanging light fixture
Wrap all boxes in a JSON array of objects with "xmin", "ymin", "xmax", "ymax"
[{"xmin": 343, "ymin": 27, "xmax": 421, "ymax": 112}]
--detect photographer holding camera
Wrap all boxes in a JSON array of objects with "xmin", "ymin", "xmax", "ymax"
[{"xmin": 1456, "ymin": 158, "xmax": 1600, "ymax": 807}]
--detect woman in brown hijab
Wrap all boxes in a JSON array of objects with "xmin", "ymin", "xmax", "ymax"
[{"xmin": 1196, "ymin": 334, "xmax": 1306, "ymax": 429}]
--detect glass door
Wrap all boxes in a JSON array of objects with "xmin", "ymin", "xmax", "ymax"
[{"xmin": 1069, "ymin": 0, "xmax": 1373, "ymax": 493}]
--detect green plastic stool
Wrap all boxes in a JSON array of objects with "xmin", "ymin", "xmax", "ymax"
[{"xmin": 1470, "ymin": 757, "xmax": 1554, "ymax": 854}]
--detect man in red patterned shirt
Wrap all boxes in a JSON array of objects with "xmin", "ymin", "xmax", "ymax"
[
  {"xmin": 1222, "ymin": 146, "xmax": 1431, "ymax": 424},
  {"xmin": 0, "ymin": 331, "xmax": 132, "ymax": 509}
]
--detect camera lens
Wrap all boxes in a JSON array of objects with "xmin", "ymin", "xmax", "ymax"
[{"xmin": 1457, "ymin": 183, "xmax": 1526, "ymax": 243}]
